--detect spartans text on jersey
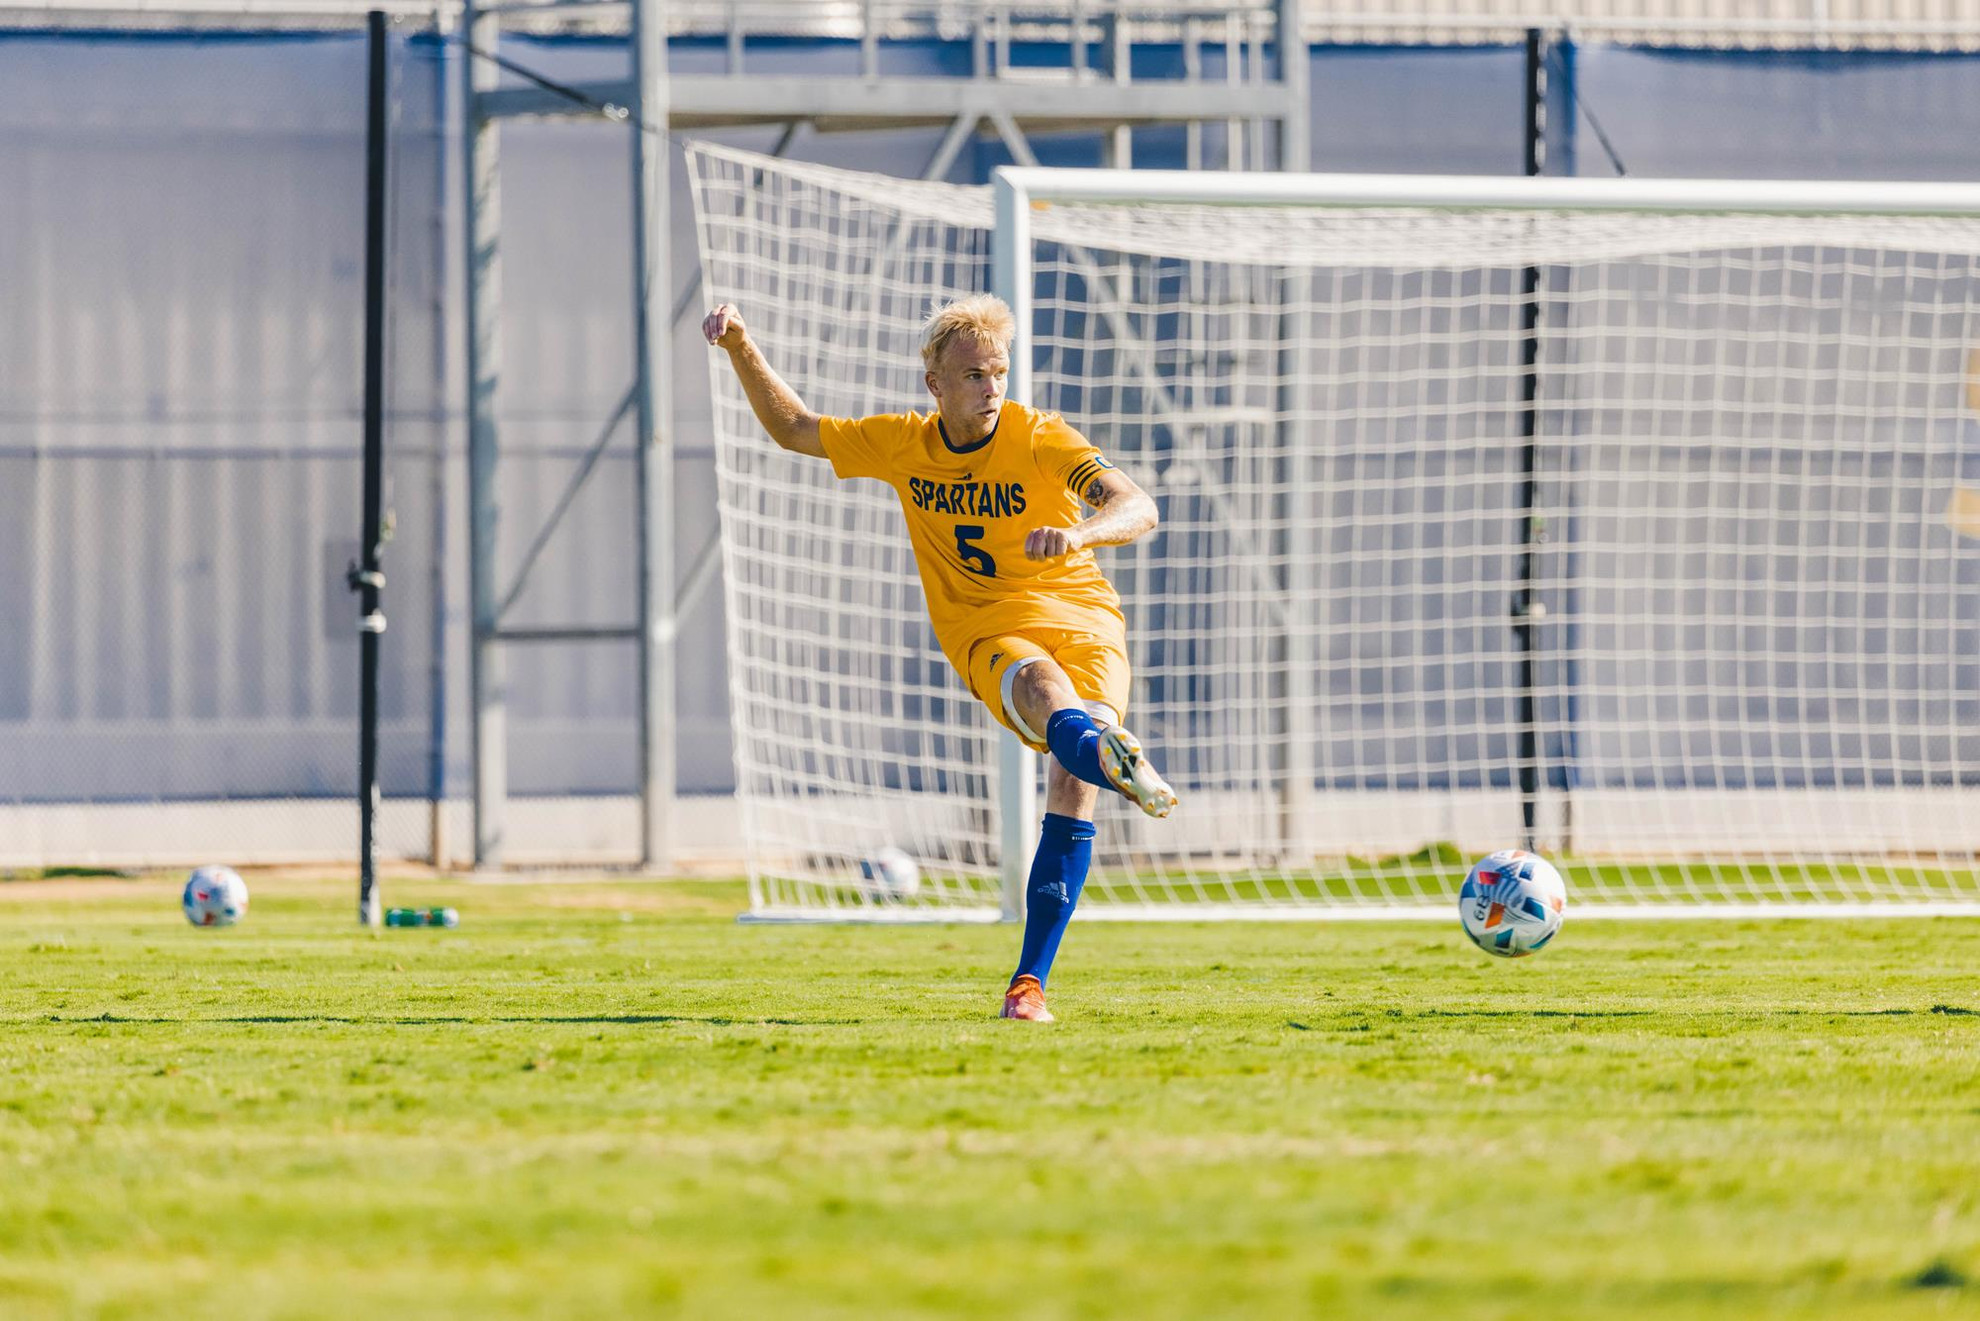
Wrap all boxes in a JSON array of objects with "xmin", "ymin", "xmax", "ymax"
[{"xmin": 906, "ymin": 477, "xmax": 1028, "ymax": 519}]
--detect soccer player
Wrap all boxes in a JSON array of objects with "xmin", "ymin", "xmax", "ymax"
[{"xmin": 704, "ymin": 294, "xmax": 1177, "ymax": 1023}]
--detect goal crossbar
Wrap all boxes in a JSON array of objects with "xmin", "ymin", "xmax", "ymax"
[{"xmin": 995, "ymin": 168, "xmax": 1980, "ymax": 216}]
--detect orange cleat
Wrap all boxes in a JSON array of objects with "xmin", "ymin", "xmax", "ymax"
[{"xmin": 1000, "ymin": 974, "xmax": 1055, "ymax": 1022}]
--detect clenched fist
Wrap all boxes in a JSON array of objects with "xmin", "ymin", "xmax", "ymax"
[
  {"xmin": 703, "ymin": 303, "xmax": 748, "ymax": 350},
  {"xmin": 1025, "ymin": 527, "xmax": 1084, "ymax": 561}
]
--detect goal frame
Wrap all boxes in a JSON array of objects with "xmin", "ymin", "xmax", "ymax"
[{"xmin": 990, "ymin": 165, "xmax": 1980, "ymax": 921}]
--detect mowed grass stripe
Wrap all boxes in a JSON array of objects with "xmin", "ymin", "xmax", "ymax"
[{"xmin": 0, "ymin": 875, "xmax": 1976, "ymax": 1319}]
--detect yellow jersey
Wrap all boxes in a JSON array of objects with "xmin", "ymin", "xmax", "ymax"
[{"xmin": 818, "ymin": 401, "xmax": 1125, "ymax": 677}]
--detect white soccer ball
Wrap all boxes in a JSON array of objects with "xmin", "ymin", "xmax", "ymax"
[
  {"xmin": 182, "ymin": 865, "xmax": 249, "ymax": 928},
  {"xmin": 860, "ymin": 846, "xmax": 921, "ymax": 901},
  {"xmin": 1458, "ymin": 850, "xmax": 1565, "ymax": 958}
]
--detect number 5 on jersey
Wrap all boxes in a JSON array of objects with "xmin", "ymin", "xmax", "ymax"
[{"xmin": 954, "ymin": 525, "xmax": 996, "ymax": 577}]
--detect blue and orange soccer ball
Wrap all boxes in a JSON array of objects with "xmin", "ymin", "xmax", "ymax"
[{"xmin": 1459, "ymin": 850, "xmax": 1566, "ymax": 958}]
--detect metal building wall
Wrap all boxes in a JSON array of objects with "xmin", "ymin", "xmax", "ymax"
[
  {"xmin": 6, "ymin": 28, "xmax": 1980, "ymax": 865},
  {"xmin": 0, "ymin": 31, "xmax": 450, "ymax": 863}
]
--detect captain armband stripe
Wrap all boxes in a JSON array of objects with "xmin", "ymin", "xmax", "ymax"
[{"xmin": 1065, "ymin": 456, "xmax": 1113, "ymax": 492}]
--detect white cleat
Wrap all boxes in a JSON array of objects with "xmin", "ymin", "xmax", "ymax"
[{"xmin": 1098, "ymin": 725, "xmax": 1178, "ymax": 819}]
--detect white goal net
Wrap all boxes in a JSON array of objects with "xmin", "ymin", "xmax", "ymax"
[{"xmin": 688, "ymin": 144, "xmax": 1980, "ymax": 918}]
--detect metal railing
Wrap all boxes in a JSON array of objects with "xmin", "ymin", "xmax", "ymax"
[{"xmin": 12, "ymin": 0, "xmax": 1980, "ymax": 49}]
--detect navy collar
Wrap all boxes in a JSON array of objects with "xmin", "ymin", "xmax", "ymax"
[{"xmin": 937, "ymin": 409, "xmax": 1001, "ymax": 455}]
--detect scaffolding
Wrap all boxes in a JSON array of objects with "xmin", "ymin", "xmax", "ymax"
[{"xmin": 458, "ymin": 0, "xmax": 1312, "ymax": 869}]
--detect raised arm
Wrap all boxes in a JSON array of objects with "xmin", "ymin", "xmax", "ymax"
[
  {"xmin": 702, "ymin": 303, "xmax": 827, "ymax": 458},
  {"xmin": 1025, "ymin": 468, "xmax": 1159, "ymax": 561}
]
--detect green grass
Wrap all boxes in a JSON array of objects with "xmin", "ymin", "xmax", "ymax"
[
  {"xmin": 2, "ymin": 875, "xmax": 1978, "ymax": 1319},
  {"xmin": 906, "ymin": 847, "xmax": 1980, "ymax": 910}
]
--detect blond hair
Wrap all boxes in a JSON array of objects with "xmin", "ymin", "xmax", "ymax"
[{"xmin": 920, "ymin": 295, "xmax": 1015, "ymax": 369}]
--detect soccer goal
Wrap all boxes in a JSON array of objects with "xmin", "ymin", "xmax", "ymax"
[{"xmin": 687, "ymin": 143, "xmax": 1980, "ymax": 920}]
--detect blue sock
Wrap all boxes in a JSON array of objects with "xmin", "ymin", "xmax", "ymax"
[
  {"xmin": 1045, "ymin": 707, "xmax": 1111, "ymax": 791},
  {"xmin": 1012, "ymin": 813, "xmax": 1097, "ymax": 988}
]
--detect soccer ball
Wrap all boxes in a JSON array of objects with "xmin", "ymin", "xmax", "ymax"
[
  {"xmin": 1458, "ymin": 850, "xmax": 1565, "ymax": 958},
  {"xmin": 182, "ymin": 865, "xmax": 249, "ymax": 928},
  {"xmin": 859, "ymin": 847, "xmax": 921, "ymax": 901}
]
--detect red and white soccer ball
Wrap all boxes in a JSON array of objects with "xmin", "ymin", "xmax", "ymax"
[
  {"xmin": 1459, "ymin": 850, "xmax": 1566, "ymax": 958},
  {"xmin": 182, "ymin": 865, "xmax": 249, "ymax": 928}
]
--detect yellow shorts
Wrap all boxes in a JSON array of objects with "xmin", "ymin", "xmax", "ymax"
[{"xmin": 964, "ymin": 622, "xmax": 1132, "ymax": 754}]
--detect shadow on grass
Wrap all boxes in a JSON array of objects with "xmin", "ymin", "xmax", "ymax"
[
  {"xmin": 1410, "ymin": 1009, "xmax": 1656, "ymax": 1019},
  {"xmin": 36, "ymin": 1005, "xmax": 1973, "ymax": 1028},
  {"xmin": 1907, "ymin": 1259, "xmax": 1970, "ymax": 1290},
  {"xmin": 44, "ymin": 1013, "xmax": 863, "ymax": 1027},
  {"xmin": 1409, "ymin": 1014, "xmax": 1964, "ymax": 1021},
  {"xmin": 1355, "ymin": 1006, "xmax": 1974, "ymax": 1021}
]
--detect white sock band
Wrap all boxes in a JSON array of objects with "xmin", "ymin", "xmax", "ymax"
[
  {"xmin": 1001, "ymin": 657, "xmax": 1049, "ymax": 744},
  {"xmin": 1002, "ymin": 656, "xmax": 1120, "ymax": 745}
]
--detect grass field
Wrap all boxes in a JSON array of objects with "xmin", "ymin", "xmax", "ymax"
[{"xmin": 2, "ymin": 874, "xmax": 1978, "ymax": 1319}]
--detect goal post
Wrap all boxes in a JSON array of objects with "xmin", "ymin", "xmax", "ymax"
[
  {"xmin": 991, "ymin": 170, "xmax": 1037, "ymax": 925},
  {"xmin": 688, "ymin": 142, "xmax": 1980, "ymax": 920}
]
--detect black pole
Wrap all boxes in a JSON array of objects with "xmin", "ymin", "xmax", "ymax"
[
  {"xmin": 353, "ymin": 9, "xmax": 391, "ymax": 926},
  {"xmin": 1512, "ymin": 29, "xmax": 1545, "ymax": 852}
]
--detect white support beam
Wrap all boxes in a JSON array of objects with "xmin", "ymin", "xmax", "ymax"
[
  {"xmin": 985, "ymin": 107, "xmax": 1037, "ymax": 167},
  {"xmin": 630, "ymin": 0, "xmax": 674, "ymax": 871},
  {"xmin": 464, "ymin": 0, "xmax": 507, "ymax": 868},
  {"xmin": 921, "ymin": 112, "xmax": 981, "ymax": 182},
  {"xmin": 1278, "ymin": 0, "xmax": 1310, "ymax": 170},
  {"xmin": 476, "ymin": 75, "xmax": 1298, "ymax": 128}
]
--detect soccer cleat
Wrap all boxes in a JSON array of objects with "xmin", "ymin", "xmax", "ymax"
[
  {"xmin": 1098, "ymin": 725, "xmax": 1178, "ymax": 819},
  {"xmin": 1000, "ymin": 974, "xmax": 1055, "ymax": 1022}
]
